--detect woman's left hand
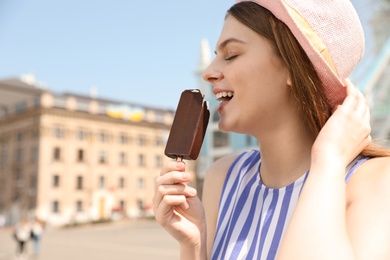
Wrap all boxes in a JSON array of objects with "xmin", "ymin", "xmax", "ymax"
[{"xmin": 311, "ymin": 79, "xmax": 371, "ymax": 168}]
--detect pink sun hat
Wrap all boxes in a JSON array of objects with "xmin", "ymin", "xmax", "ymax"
[{"xmin": 236, "ymin": 0, "xmax": 365, "ymax": 108}]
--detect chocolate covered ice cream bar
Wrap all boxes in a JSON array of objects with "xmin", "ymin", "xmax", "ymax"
[{"xmin": 164, "ymin": 89, "xmax": 210, "ymax": 161}]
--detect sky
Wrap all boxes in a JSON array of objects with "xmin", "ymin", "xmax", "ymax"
[{"xmin": 0, "ymin": 0, "xmax": 383, "ymax": 110}]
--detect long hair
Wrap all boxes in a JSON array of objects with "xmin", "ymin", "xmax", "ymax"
[{"xmin": 228, "ymin": 1, "xmax": 390, "ymax": 157}]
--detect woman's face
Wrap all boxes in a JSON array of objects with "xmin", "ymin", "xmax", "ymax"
[{"xmin": 203, "ymin": 15, "xmax": 293, "ymax": 136}]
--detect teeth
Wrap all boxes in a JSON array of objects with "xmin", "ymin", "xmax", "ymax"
[{"xmin": 216, "ymin": 91, "xmax": 234, "ymax": 101}]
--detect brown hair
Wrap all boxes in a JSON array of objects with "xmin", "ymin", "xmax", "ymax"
[{"xmin": 227, "ymin": 2, "xmax": 390, "ymax": 157}]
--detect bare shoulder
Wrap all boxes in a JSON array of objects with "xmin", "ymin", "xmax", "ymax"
[
  {"xmin": 204, "ymin": 154, "xmax": 239, "ymax": 184},
  {"xmin": 202, "ymin": 153, "xmax": 239, "ymax": 199},
  {"xmin": 347, "ymin": 156, "xmax": 390, "ymax": 200},
  {"xmin": 346, "ymin": 157, "xmax": 390, "ymax": 257}
]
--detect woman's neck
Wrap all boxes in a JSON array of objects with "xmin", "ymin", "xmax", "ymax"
[{"xmin": 256, "ymin": 119, "xmax": 315, "ymax": 188}]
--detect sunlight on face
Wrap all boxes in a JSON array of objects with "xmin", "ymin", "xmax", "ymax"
[{"xmin": 204, "ymin": 15, "xmax": 292, "ymax": 136}]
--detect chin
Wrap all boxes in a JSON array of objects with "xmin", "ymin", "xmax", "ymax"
[
  {"xmin": 218, "ymin": 120, "xmax": 252, "ymax": 136},
  {"xmin": 217, "ymin": 121, "xmax": 230, "ymax": 133},
  {"xmin": 218, "ymin": 121, "xmax": 239, "ymax": 134}
]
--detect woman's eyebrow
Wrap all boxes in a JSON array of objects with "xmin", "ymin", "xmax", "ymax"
[{"xmin": 214, "ymin": 38, "xmax": 245, "ymax": 54}]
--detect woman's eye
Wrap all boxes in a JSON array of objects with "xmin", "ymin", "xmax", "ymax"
[{"xmin": 225, "ymin": 55, "xmax": 238, "ymax": 61}]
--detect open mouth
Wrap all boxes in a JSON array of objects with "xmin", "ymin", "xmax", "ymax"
[{"xmin": 216, "ymin": 91, "xmax": 234, "ymax": 102}]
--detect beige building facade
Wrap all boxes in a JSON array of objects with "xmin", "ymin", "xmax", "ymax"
[{"xmin": 0, "ymin": 78, "xmax": 196, "ymax": 226}]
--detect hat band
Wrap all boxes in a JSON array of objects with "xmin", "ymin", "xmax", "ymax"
[{"xmin": 283, "ymin": 1, "xmax": 338, "ymax": 76}]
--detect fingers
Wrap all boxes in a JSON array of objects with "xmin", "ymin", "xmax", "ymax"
[
  {"xmin": 155, "ymin": 195, "xmax": 189, "ymax": 221},
  {"xmin": 342, "ymin": 79, "xmax": 372, "ymax": 150},
  {"xmin": 153, "ymin": 161, "xmax": 197, "ymax": 220},
  {"xmin": 153, "ymin": 181, "xmax": 197, "ymax": 210},
  {"xmin": 340, "ymin": 79, "xmax": 367, "ymax": 114},
  {"xmin": 160, "ymin": 160, "xmax": 186, "ymax": 176}
]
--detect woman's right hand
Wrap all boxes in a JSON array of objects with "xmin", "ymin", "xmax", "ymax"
[{"xmin": 153, "ymin": 160, "xmax": 206, "ymax": 250}]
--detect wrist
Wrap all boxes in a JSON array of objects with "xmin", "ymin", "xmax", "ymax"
[
  {"xmin": 309, "ymin": 159, "xmax": 346, "ymax": 182},
  {"xmin": 180, "ymin": 241, "xmax": 207, "ymax": 260},
  {"xmin": 179, "ymin": 224, "xmax": 207, "ymax": 260}
]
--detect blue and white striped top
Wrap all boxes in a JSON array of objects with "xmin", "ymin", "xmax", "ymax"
[{"xmin": 210, "ymin": 150, "xmax": 369, "ymax": 260}]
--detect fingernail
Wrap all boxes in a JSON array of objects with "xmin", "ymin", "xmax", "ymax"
[
  {"xmin": 190, "ymin": 188, "xmax": 197, "ymax": 195},
  {"xmin": 181, "ymin": 172, "xmax": 189, "ymax": 179},
  {"xmin": 176, "ymin": 161, "xmax": 185, "ymax": 169}
]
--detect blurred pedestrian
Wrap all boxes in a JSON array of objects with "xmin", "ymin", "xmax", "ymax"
[
  {"xmin": 30, "ymin": 218, "xmax": 44, "ymax": 255},
  {"xmin": 13, "ymin": 219, "xmax": 31, "ymax": 259}
]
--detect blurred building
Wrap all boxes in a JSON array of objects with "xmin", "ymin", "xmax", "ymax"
[
  {"xmin": 0, "ymin": 76, "xmax": 196, "ymax": 226},
  {"xmin": 350, "ymin": 0, "xmax": 390, "ymax": 142},
  {"xmin": 363, "ymin": 37, "xmax": 390, "ymax": 142},
  {"xmin": 361, "ymin": 0, "xmax": 390, "ymax": 142}
]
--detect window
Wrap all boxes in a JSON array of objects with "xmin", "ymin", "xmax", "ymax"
[
  {"xmin": 76, "ymin": 176, "xmax": 83, "ymax": 190},
  {"xmin": 137, "ymin": 178, "xmax": 144, "ymax": 189},
  {"xmin": 13, "ymin": 189, "xmax": 20, "ymax": 201},
  {"xmin": 154, "ymin": 112, "xmax": 165, "ymax": 123},
  {"xmin": 99, "ymin": 151, "xmax": 106, "ymax": 164},
  {"xmin": 54, "ymin": 127, "xmax": 63, "ymax": 138},
  {"xmin": 137, "ymin": 199, "xmax": 144, "ymax": 211},
  {"xmin": 0, "ymin": 152, "xmax": 6, "ymax": 170},
  {"xmin": 0, "ymin": 107, "xmax": 8, "ymax": 117},
  {"xmin": 15, "ymin": 101, "xmax": 27, "ymax": 113},
  {"xmin": 155, "ymin": 155, "xmax": 162, "ymax": 168},
  {"xmin": 53, "ymin": 147, "xmax": 61, "ymax": 161},
  {"xmin": 52, "ymin": 200, "xmax": 59, "ymax": 213},
  {"xmin": 0, "ymin": 180, "xmax": 6, "ymax": 195},
  {"xmin": 119, "ymin": 134, "xmax": 128, "ymax": 144},
  {"xmin": 99, "ymin": 176, "xmax": 105, "ymax": 189},
  {"xmin": 31, "ymin": 146, "xmax": 38, "ymax": 162},
  {"xmin": 76, "ymin": 200, "xmax": 83, "ymax": 213},
  {"xmin": 30, "ymin": 174, "xmax": 37, "ymax": 189},
  {"xmin": 119, "ymin": 177, "xmax": 125, "ymax": 189},
  {"xmin": 13, "ymin": 168, "xmax": 22, "ymax": 181},
  {"xmin": 138, "ymin": 136, "xmax": 147, "ymax": 146},
  {"xmin": 76, "ymin": 100, "xmax": 89, "ymax": 112},
  {"xmin": 213, "ymin": 131, "xmax": 229, "ymax": 148},
  {"xmin": 52, "ymin": 175, "xmax": 60, "ymax": 188},
  {"xmin": 15, "ymin": 148, "xmax": 23, "ymax": 163},
  {"xmin": 98, "ymin": 104, "xmax": 107, "ymax": 114},
  {"xmin": 119, "ymin": 200, "xmax": 125, "ymax": 210},
  {"xmin": 77, "ymin": 149, "xmax": 84, "ymax": 162},
  {"xmin": 31, "ymin": 129, "xmax": 39, "ymax": 140},
  {"xmin": 53, "ymin": 97, "xmax": 66, "ymax": 108},
  {"xmin": 34, "ymin": 97, "xmax": 40, "ymax": 107},
  {"xmin": 99, "ymin": 132, "xmax": 106, "ymax": 143},
  {"xmin": 138, "ymin": 154, "xmax": 145, "ymax": 167},
  {"xmin": 154, "ymin": 137, "xmax": 163, "ymax": 146},
  {"xmin": 77, "ymin": 130, "xmax": 85, "ymax": 141},
  {"xmin": 246, "ymin": 135, "xmax": 256, "ymax": 146},
  {"xmin": 16, "ymin": 132, "xmax": 24, "ymax": 142},
  {"xmin": 119, "ymin": 152, "xmax": 126, "ymax": 165},
  {"xmin": 212, "ymin": 110, "xmax": 220, "ymax": 123}
]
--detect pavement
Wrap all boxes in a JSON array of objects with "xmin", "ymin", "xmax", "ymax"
[{"xmin": 0, "ymin": 219, "xmax": 179, "ymax": 260}]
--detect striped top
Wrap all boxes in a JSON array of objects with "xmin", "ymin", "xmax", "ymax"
[{"xmin": 210, "ymin": 150, "xmax": 369, "ymax": 260}]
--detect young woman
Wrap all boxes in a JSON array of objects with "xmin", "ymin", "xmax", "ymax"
[{"xmin": 153, "ymin": 1, "xmax": 390, "ymax": 259}]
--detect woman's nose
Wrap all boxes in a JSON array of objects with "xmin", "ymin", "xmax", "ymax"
[{"xmin": 202, "ymin": 60, "xmax": 223, "ymax": 84}]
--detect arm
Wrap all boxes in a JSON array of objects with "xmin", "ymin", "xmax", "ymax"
[
  {"xmin": 277, "ymin": 80, "xmax": 377, "ymax": 259},
  {"xmin": 153, "ymin": 160, "xmax": 207, "ymax": 260}
]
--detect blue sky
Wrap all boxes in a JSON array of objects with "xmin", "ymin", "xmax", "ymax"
[
  {"xmin": 0, "ymin": 0, "xmax": 232, "ymax": 109},
  {"xmin": 0, "ymin": 0, "xmax": 382, "ymax": 110}
]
